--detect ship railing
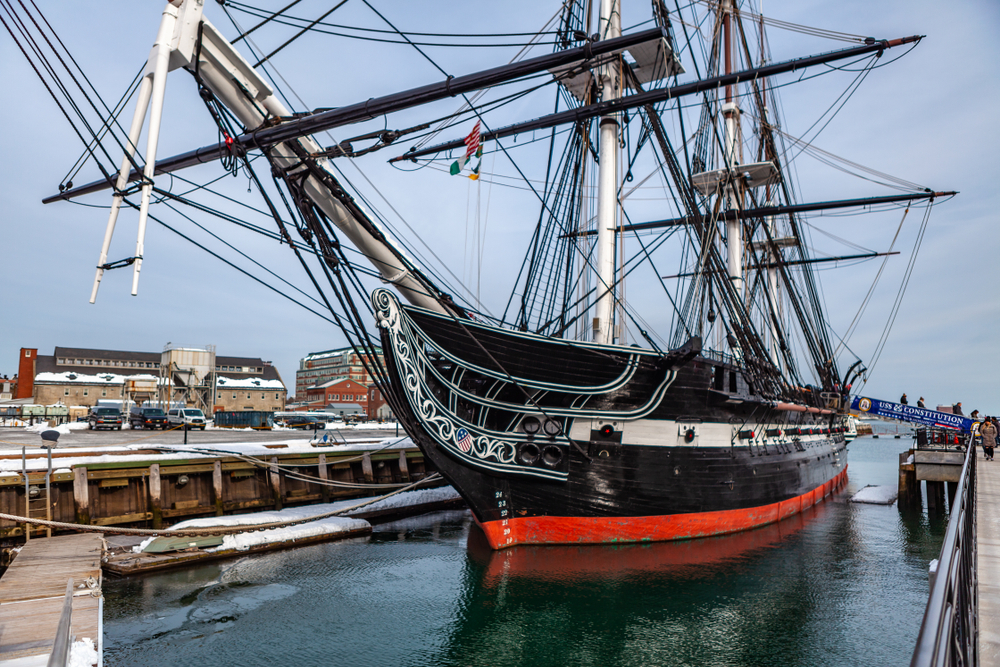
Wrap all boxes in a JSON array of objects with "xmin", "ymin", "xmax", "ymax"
[{"xmin": 910, "ymin": 431, "xmax": 977, "ymax": 667}]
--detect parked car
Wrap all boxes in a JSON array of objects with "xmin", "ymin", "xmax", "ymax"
[
  {"xmin": 88, "ymin": 407, "xmax": 123, "ymax": 430},
  {"xmin": 277, "ymin": 415, "xmax": 326, "ymax": 430},
  {"xmin": 129, "ymin": 406, "xmax": 169, "ymax": 430},
  {"xmin": 167, "ymin": 408, "xmax": 207, "ymax": 430}
]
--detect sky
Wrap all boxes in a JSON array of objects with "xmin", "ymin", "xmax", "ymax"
[{"xmin": 1, "ymin": 0, "xmax": 997, "ymax": 411}]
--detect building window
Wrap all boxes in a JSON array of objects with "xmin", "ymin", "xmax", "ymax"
[
  {"xmin": 232, "ymin": 393, "xmax": 236, "ymax": 399},
  {"xmin": 246, "ymin": 393, "xmax": 251, "ymax": 400},
  {"xmin": 64, "ymin": 388, "xmax": 69, "ymax": 396},
  {"xmin": 83, "ymin": 389, "xmax": 89, "ymax": 396},
  {"xmin": 101, "ymin": 389, "xmax": 107, "ymax": 397},
  {"xmin": 260, "ymin": 393, "xmax": 265, "ymax": 399},
  {"xmin": 24, "ymin": 350, "xmax": 32, "ymax": 358},
  {"xmin": 275, "ymin": 393, "xmax": 280, "ymax": 400}
]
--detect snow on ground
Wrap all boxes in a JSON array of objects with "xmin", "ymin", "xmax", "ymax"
[
  {"xmin": 850, "ymin": 485, "xmax": 899, "ymax": 505},
  {"xmin": 22, "ymin": 421, "xmax": 89, "ymax": 435},
  {"xmin": 137, "ymin": 485, "xmax": 460, "ymax": 553}
]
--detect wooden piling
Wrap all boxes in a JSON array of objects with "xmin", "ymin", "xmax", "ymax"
[
  {"xmin": 899, "ymin": 450, "xmax": 918, "ymax": 508},
  {"xmin": 398, "ymin": 450, "xmax": 410, "ymax": 482},
  {"xmin": 269, "ymin": 456, "xmax": 283, "ymax": 511},
  {"xmin": 212, "ymin": 461, "xmax": 224, "ymax": 516},
  {"xmin": 149, "ymin": 464, "xmax": 163, "ymax": 529},
  {"xmin": 318, "ymin": 454, "xmax": 330, "ymax": 503},
  {"xmin": 926, "ymin": 480, "xmax": 946, "ymax": 512},
  {"xmin": 72, "ymin": 467, "xmax": 90, "ymax": 525},
  {"xmin": 362, "ymin": 453, "xmax": 374, "ymax": 483}
]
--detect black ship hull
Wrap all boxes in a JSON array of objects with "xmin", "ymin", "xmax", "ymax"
[{"xmin": 373, "ymin": 290, "xmax": 849, "ymax": 549}]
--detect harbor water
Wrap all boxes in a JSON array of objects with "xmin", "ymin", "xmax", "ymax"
[{"xmin": 104, "ymin": 435, "xmax": 946, "ymax": 666}]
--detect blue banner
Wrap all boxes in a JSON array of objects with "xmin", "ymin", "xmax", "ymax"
[{"xmin": 850, "ymin": 396, "xmax": 976, "ymax": 432}]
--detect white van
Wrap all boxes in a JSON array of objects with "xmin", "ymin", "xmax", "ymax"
[{"xmin": 167, "ymin": 408, "xmax": 207, "ymax": 430}]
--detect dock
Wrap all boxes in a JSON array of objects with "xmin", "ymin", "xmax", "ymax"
[
  {"xmin": 979, "ymin": 455, "xmax": 1000, "ymax": 665},
  {"xmin": 0, "ymin": 533, "xmax": 103, "ymax": 665}
]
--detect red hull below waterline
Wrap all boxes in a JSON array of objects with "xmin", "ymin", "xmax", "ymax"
[{"xmin": 477, "ymin": 466, "xmax": 848, "ymax": 549}]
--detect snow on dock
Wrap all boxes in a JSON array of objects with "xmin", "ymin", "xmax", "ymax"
[
  {"xmin": 104, "ymin": 486, "xmax": 463, "ymax": 575},
  {"xmin": 850, "ymin": 485, "xmax": 899, "ymax": 505}
]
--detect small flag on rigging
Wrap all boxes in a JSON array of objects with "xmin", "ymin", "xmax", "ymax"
[{"xmin": 450, "ymin": 121, "xmax": 482, "ymax": 178}]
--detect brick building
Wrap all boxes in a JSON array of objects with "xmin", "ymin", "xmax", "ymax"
[
  {"xmin": 302, "ymin": 377, "xmax": 367, "ymax": 411},
  {"xmin": 295, "ymin": 347, "xmax": 383, "ymax": 399},
  {"xmin": 17, "ymin": 346, "xmax": 287, "ymax": 410},
  {"xmin": 367, "ymin": 384, "xmax": 393, "ymax": 420}
]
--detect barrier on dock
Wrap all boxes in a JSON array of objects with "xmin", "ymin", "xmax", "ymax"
[{"xmin": 910, "ymin": 434, "xmax": 977, "ymax": 667}]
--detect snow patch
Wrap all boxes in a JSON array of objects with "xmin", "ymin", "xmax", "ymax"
[
  {"xmin": 68, "ymin": 637, "xmax": 98, "ymax": 667},
  {"xmin": 850, "ymin": 485, "xmax": 898, "ymax": 505},
  {"xmin": 139, "ymin": 486, "xmax": 459, "ymax": 553}
]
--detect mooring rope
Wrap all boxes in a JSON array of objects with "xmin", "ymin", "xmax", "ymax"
[{"xmin": 0, "ymin": 473, "xmax": 442, "ymax": 538}]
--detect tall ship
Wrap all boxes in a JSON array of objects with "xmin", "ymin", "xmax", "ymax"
[{"xmin": 18, "ymin": 0, "xmax": 952, "ymax": 548}]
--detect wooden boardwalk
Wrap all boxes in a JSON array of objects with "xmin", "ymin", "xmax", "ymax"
[
  {"xmin": 980, "ymin": 455, "xmax": 1000, "ymax": 666},
  {"xmin": 0, "ymin": 533, "xmax": 103, "ymax": 665}
]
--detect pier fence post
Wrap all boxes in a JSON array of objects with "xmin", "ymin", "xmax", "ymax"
[
  {"xmin": 72, "ymin": 467, "xmax": 90, "ymax": 525},
  {"xmin": 362, "ymin": 453, "xmax": 374, "ymax": 483},
  {"xmin": 317, "ymin": 454, "xmax": 330, "ymax": 503},
  {"xmin": 212, "ymin": 461, "xmax": 224, "ymax": 516},
  {"xmin": 398, "ymin": 450, "xmax": 410, "ymax": 482},
  {"xmin": 269, "ymin": 457, "xmax": 283, "ymax": 510},
  {"xmin": 148, "ymin": 464, "xmax": 162, "ymax": 529}
]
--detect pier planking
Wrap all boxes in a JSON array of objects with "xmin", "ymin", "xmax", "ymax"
[
  {"xmin": 979, "ymin": 455, "xmax": 1000, "ymax": 666},
  {"xmin": 0, "ymin": 533, "xmax": 103, "ymax": 664}
]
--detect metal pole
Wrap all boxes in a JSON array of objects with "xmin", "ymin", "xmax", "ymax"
[
  {"xmin": 45, "ymin": 447, "xmax": 52, "ymax": 538},
  {"xmin": 22, "ymin": 447, "xmax": 29, "ymax": 542}
]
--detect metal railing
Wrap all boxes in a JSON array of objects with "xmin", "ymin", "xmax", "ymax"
[
  {"xmin": 910, "ymin": 433, "xmax": 978, "ymax": 666},
  {"xmin": 46, "ymin": 579, "xmax": 74, "ymax": 667}
]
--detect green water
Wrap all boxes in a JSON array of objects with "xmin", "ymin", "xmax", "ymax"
[{"xmin": 103, "ymin": 436, "xmax": 946, "ymax": 666}]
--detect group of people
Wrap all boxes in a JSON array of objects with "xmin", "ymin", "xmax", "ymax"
[
  {"xmin": 899, "ymin": 393, "xmax": 928, "ymax": 408},
  {"xmin": 899, "ymin": 393, "xmax": 968, "ymax": 414}
]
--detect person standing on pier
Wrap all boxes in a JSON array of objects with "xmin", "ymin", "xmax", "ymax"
[
  {"xmin": 917, "ymin": 397, "xmax": 926, "ymax": 408},
  {"xmin": 971, "ymin": 409, "xmax": 980, "ymax": 420},
  {"xmin": 981, "ymin": 417, "xmax": 996, "ymax": 461},
  {"xmin": 900, "ymin": 393, "xmax": 908, "ymax": 405},
  {"xmin": 953, "ymin": 402, "xmax": 964, "ymax": 415}
]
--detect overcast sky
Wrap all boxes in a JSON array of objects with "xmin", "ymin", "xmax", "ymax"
[{"xmin": 1, "ymin": 1, "xmax": 997, "ymax": 412}]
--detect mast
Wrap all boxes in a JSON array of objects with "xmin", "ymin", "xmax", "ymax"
[
  {"xmin": 593, "ymin": 0, "xmax": 622, "ymax": 344},
  {"xmin": 722, "ymin": 0, "xmax": 744, "ymax": 304}
]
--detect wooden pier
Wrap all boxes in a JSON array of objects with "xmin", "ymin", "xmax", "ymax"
[
  {"xmin": 979, "ymin": 454, "xmax": 1000, "ymax": 665},
  {"xmin": 0, "ymin": 533, "xmax": 103, "ymax": 665},
  {"xmin": 0, "ymin": 443, "xmax": 432, "ymax": 553}
]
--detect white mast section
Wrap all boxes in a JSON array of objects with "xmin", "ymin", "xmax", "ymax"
[
  {"xmin": 91, "ymin": 1, "xmax": 192, "ymax": 303},
  {"xmin": 592, "ymin": 0, "xmax": 622, "ymax": 345},
  {"xmin": 92, "ymin": 0, "xmax": 451, "ymax": 316},
  {"xmin": 722, "ymin": 0, "xmax": 743, "ymax": 299}
]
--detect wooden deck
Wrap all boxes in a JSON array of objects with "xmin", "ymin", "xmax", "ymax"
[
  {"xmin": 980, "ymin": 456, "xmax": 1000, "ymax": 666},
  {"xmin": 0, "ymin": 533, "xmax": 103, "ymax": 665}
]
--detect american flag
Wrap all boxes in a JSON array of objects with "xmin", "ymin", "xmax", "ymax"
[
  {"xmin": 463, "ymin": 121, "xmax": 481, "ymax": 161},
  {"xmin": 456, "ymin": 428, "xmax": 473, "ymax": 453}
]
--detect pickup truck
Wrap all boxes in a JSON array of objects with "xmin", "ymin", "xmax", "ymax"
[
  {"xmin": 167, "ymin": 408, "xmax": 207, "ymax": 430},
  {"xmin": 129, "ymin": 406, "xmax": 169, "ymax": 430}
]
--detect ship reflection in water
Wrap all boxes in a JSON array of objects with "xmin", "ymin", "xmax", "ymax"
[
  {"xmin": 449, "ymin": 503, "xmax": 835, "ymax": 667},
  {"xmin": 103, "ymin": 439, "xmax": 947, "ymax": 667},
  {"xmin": 467, "ymin": 501, "xmax": 822, "ymax": 588}
]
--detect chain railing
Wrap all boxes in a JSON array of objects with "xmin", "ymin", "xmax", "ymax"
[{"xmin": 910, "ymin": 432, "xmax": 978, "ymax": 666}]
